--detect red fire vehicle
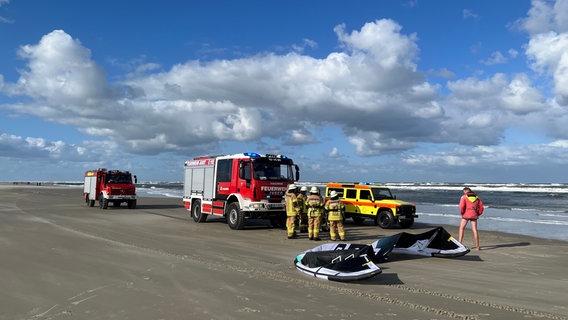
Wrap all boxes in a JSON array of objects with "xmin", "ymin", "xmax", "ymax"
[
  {"xmin": 183, "ymin": 152, "xmax": 300, "ymax": 229},
  {"xmin": 83, "ymin": 168, "xmax": 137, "ymax": 209}
]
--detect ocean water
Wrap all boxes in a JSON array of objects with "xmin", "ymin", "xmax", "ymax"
[
  {"xmin": 61, "ymin": 181, "xmax": 568, "ymax": 242},
  {"xmin": 385, "ymin": 182, "xmax": 568, "ymax": 242}
]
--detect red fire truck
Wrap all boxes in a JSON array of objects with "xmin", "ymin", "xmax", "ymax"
[
  {"xmin": 183, "ymin": 152, "xmax": 300, "ymax": 229},
  {"xmin": 83, "ymin": 168, "xmax": 137, "ymax": 209}
]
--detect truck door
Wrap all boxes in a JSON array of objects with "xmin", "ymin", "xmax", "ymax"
[
  {"xmin": 216, "ymin": 159, "xmax": 233, "ymax": 200},
  {"xmin": 358, "ymin": 189, "xmax": 375, "ymax": 216},
  {"xmin": 343, "ymin": 188, "xmax": 357, "ymax": 214},
  {"xmin": 236, "ymin": 159, "xmax": 252, "ymax": 198}
]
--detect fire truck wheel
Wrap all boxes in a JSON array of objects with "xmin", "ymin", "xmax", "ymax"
[
  {"xmin": 377, "ymin": 210, "xmax": 394, "ymax": 229},
  {"xmin": 191, "ymin": 201, "xmax": 207, "ymax": 223},
  {"xmin": 99, "ymin": 195, "xmax": 109, "ymax": 210},
  {"xmin": 128, "ymin": 200, "xmax": 137, "ymax": 209},
  {"xmin": 226, "ymin": 202, "xmax": 245, "ymax": 230}
]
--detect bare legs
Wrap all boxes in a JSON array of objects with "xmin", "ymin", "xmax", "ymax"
[
  {"xmin": 458, "ymin": 218, "xmax": 467, "ymax": 243},
  {"xmin": 471, "ymin": 219, "xmax": 480, "ymax": 250},
  {"xmin": 458, "ymin": 218, "xmax": 480, "ymax": 250}
]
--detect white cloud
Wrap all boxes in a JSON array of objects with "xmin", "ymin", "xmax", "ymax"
[
  {"xmin": 0, "ymin": 12, "xmax": 563, "ymax": 181},
  {"xmin": 446, "ymin": 73, "xmax": 545, "ymax": 115},
  {"xmin": 527, "ymin": 32, "xmax": 568, "ymax": 105},
  {"xmin": 480, "ymin": 51, "xmax": 507, "ymax": 65},
  {"xmin": 347, "ymin": 131, "xmax": 414, "ymax": 156},
  {"xmin": 334, "ymin": 19, "xmax": 419, "ymax": 73},
  {"xmin": 554, "ymin": 0, "xmax": 568, "ymax": 31},
  {"xmin": 329, "ymin": 147, "xmax": 340, "ymax": 158},
  {"xmin": 0, "ymin": 0, "xmax": 11, "ymax": 24},
  {"xmin": 518, "ymin": 0, "xmax": 555, "ymax": 35},
  {"xmin": 502, "ymin": 74, "xmax": 547, "ymax": 114},
  {"xmin": 520, "ymin": 0, "xmax": 568, "ymax": 105},
  {"xmin": 0, "ymin": 131, "xmax": 112, "ymax": 161},
  {"xmin": 284, "ymin": 128, "xmax": 316, "ymax": 146},
  {"xmin": 438, "ymin": 73, "xmax": 548, "ymax": 147},
  {"xmin": 402, "ymin": 140, "xmax": 568, "ymax": 167},
  {"xmin": 292, "ymin": 38, "xmax": 318, "ymax": 53},
  {"xmin": 12, "ymin": 30, "xmax": 111, "ymax": 105},
  {"xmin": 463, "ymin": 9, "xmax": 479, "ymax": 20}
]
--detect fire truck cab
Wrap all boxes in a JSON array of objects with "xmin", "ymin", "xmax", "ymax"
[
  {"xmin": 183, "ymin": 152, "xmax": 300, "ymax": 229},
  {"xmin": 83, "ymin": 169, "xmax": 137, "ymax": 209}
]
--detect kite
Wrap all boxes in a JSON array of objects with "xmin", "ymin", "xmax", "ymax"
[
  {"xmin": 294, "ymin": 243, "xmax": 382, "ymax": 282},
  {"xmin": 294, "ymin": 227, "xmax": 469, "ymax": 281},
  {"xmin": 370, "ymin": 226, "xmax": 471, "ymax": 261}
]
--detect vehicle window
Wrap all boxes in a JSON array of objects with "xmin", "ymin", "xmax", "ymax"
[
  {"xmin": 107, "ymin": 174, "xmax": 131, "ymax": 184},
  {"xmin": 253, "ymin": 162, "xmax": 287, "ymax": 181},
  {"xmin": 345, "ymin": 189, "xmax": 357, "ymax": 199},
  {"xmin": 360, "ymin": 189, "xmax": 372, "ymax": 201},
  {"xmin": 328, "ymin": 188, "xmax": 344, "ymax": 197},
  {"xmin": 372, "ymin": 188, "xmax": 393, "ymax": 200},
  {"xmin": 217, "ymin": 159, "xmax": 232, "ymax": 182}
]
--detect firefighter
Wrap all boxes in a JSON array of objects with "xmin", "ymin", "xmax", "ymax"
[
  {"xmin": 285, "ymin": 184, "xmax": 300, "ymax": 239},
  {"xmin": 297, "ymin": 186, "xmax": 309, "ymax": 233},
  {"xmin": 325, "ymin": 190, "xmax": 346, "ymax": 241},
  {"xmin": 305, "ymin": 186, "xmax": 324, "ymax": 241},
  {"xmin": 320, "ymin": 203, "xmax": 329, "ymax": 233}
]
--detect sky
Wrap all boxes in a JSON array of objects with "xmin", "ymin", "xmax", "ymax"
[{"xmin": 1, "ymin": 0, "xmax": 568, "ymax": 183}]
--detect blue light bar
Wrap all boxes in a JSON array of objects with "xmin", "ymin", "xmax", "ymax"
[{"xmin": 244, "ymin": 152, "xmax": 260, "ymax": 157}]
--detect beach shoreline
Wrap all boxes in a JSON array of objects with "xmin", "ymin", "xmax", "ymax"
[
  {"xmin": 1, "ymin": 185, "xmax": 567, "ymax": 319},
  {"xmin": 4, "ymin": 181, "xmax": 565, "ymax": 243}
]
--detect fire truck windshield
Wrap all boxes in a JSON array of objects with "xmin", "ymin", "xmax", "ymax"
[
  {"xmin": 253, "ymin": 162, "xmax": 293, "ymax": 181},
  {"xmin": 106, "ymin": 174, "xmax": 132, "ymax": 184}
]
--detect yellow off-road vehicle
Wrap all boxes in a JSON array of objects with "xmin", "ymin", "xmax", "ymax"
[{"xmin": 325, "ymin": 183, "xmax": 417, "ymax": 229}]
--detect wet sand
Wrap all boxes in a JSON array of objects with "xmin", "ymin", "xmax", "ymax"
[{"xmin": 1, "ymin": 185, "xmax": 567, "ymax": 320}]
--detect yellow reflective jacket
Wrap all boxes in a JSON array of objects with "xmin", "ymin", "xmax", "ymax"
[
  {"xmin": 306, "ymin": 194, "xmax": 324, "ymax": 217},
  {"xmin": 325, "ymin": 199, "xmax": 345, "ymax": 221},
  {"xmin": 297, "ymin": 193, "xmax": 307, "ymax": 215},
  {"xmin": 285, "ymin": 191, "xmax": 299, "ymax": 217}
]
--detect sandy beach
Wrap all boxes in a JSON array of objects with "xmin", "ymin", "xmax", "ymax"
[{"xmin": 0, "ymin": 185, "xmax": 567, "ymax": 320}]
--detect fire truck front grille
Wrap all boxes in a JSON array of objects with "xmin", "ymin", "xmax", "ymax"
[{"xmin": 266, "ymin": 203, "xmax": 285, "ymax": 209}]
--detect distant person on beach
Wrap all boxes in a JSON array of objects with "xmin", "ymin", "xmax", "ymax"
[{"xmin": 458, "ymin": 187, "xmax": 484, "ymax": 250}]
